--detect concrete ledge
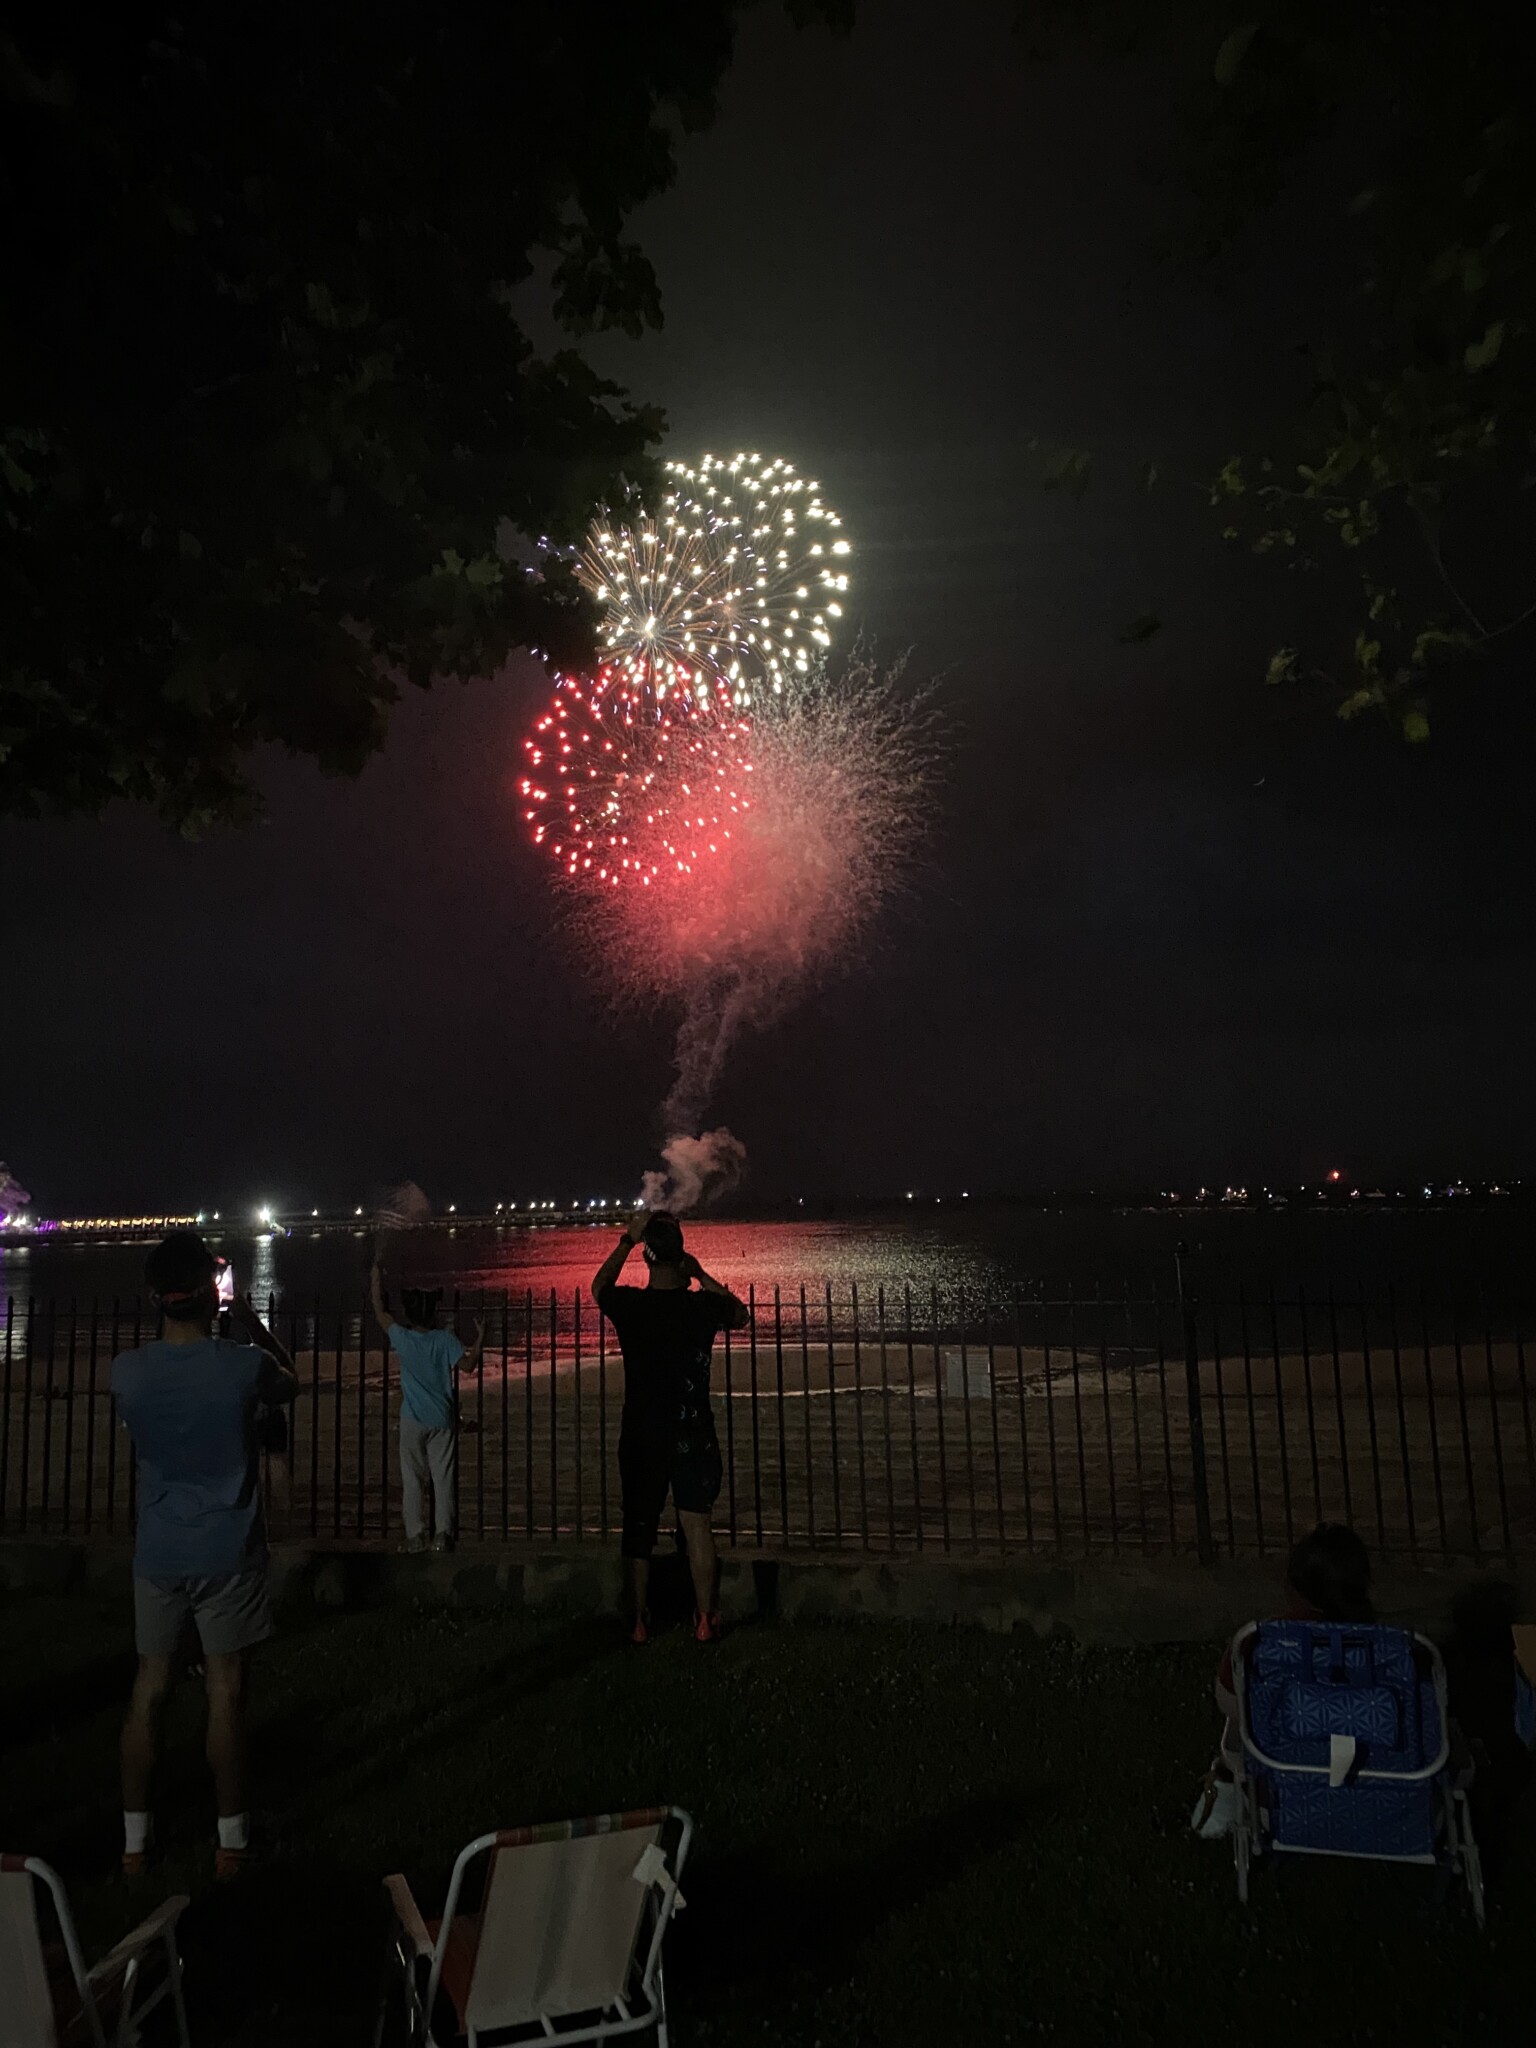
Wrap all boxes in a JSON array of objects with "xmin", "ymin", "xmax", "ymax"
[
  {"xmin": 755, "ymin": 1554, "xmax": 1520, "ymax": 1644},
  {"xmin": 2, "ymin": 1538, "xmax": 1525, "ymax": 1647}
]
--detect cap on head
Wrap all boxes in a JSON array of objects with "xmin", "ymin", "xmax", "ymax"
[
  {"xmin": 145, "ymin": 1229, "xmax": 217, "ymax": 1310},
  {"xmin": 401, "ymin": 1287, "xmax": 443, "ymax": 1328},
  {"xmin": 642, "ymin": 1212, "xmax": 685, "ymax": 1266}
]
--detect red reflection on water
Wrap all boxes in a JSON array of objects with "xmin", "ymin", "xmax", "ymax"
[{"xmin": 394, "ymin": 1220, "xmax": 999, "ymax": 1306}]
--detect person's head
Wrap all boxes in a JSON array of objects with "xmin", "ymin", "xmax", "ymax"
[
  {"xmin": 145, "ymin": 1230, "xmax": 218, "ymax": 1329},
  {"xmin": 1286, "ymin": 1523, "xmax": 1374, "ymax": 1621},
  {"xmin": 641, "ymin": 1211, "xmax": 686, "ymax": 1287},
  {"xmin": 400, "ymin": 1287, "xmax": 442, "ymax": 1331}
]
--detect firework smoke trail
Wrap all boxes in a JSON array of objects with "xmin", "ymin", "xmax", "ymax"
[
  {"xmin": 566, "ymin": 651, "xmax": 940, "ymax": 1202},
  {"xmin": 640, "ymin": 1129, "xmax": 748, "ymax": 1215},
  {"xmin": 660, "ymin": 981, "xmax": 756, "ymax": 1139},
  {"xmin": 368, "ymin": 1179, "xmax": 432, "ymax": 1263}
]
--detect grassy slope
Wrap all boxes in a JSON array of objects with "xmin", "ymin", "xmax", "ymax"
[{"xmin": 1, "ymin": 1589, "xmax": 1527, "ymax": 2045}]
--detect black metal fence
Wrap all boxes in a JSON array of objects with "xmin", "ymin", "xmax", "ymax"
[{"xmin": 3, "ymin": 1277, "xmax": 1534, "ymax": 1563}]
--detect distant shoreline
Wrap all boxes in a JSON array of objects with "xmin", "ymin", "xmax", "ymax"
[{"xmin": 3, "ymin": 1185, "xmax": 1531, "ymax": 1250}]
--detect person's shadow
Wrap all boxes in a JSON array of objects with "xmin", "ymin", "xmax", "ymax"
[
  {"xmin": 253, "ymin": 1614, "xmax": 626, "ymax": 1844},
  {"xmin": 675, "ymin": 1790, "xmax": 1040, "ymax": 1990},
  {"xmin": 0, "ymin": 1649, "xmax": 139, "ymax": 1751}
]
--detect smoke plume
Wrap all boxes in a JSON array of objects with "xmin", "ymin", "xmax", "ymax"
[
  {"xmin": 639, "ymin": 1128, "xmax": 748, "ymax": 1214},
  {"xmin": 371, "ymin": 1180, "xmax": 432, "ymax": 1258}
]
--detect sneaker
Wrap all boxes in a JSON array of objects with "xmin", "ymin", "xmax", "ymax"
[
  {"xmin": 214, "ymin": 1846, "xmax": 248, "ymax": 1883},
  {"xmin": 400, "ymin": 1536, "xmax": 427, "ymax": 1556},
  {"xmin": 693, "ymin": 1611, "xmax": 722, "ymax": 1645},
  {"xmin": 431, "ymin": 1533, "xmax": 455, "ymax": 1554},
  {"xmin": 629, "ymin": 1612, "xmax": 651, "ymax": 1646}
]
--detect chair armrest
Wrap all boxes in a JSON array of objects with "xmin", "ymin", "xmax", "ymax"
[
  {"xmin": 383, "ymin": 1874, "xmax": 434, "ymax": 1960},
  {"xmin": 88, "ymin": 1895, "xmax": 189, "ymax": 1986}
]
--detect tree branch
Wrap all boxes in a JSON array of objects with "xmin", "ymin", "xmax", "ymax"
[
  {"xmin": 1410, "ymin": 501, "xmax": 1489, "ymax": 637},
  {"xmin": 1478, "ymin": 595, "xmax": 1536, "ymax": 645}
]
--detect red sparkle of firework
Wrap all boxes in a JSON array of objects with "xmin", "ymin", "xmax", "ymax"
[
  {"xmin": 562, "ymin": 658, "xmax": 936, "ymax": 1008},
  {"xmin": 519, "ymin": 666, "xmax": 755, "ymax": 887}
]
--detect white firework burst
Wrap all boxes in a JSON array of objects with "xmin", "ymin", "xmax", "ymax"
[{"xmin": 577, "ymin": 450, "xmax": 852, "ymax": 722}]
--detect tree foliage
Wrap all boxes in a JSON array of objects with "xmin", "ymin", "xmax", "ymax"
[
  {"xmin": 1021, "ymin": 3, "xmax": 1536, "ymax": 740},
  {"xmin": 0, "ymin": 3, "xmax": 846, "ymax": 829}
]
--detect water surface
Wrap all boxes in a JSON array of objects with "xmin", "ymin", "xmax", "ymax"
[{"xmin": 4, "ymin": 1203, "xmax": 1532, "ymax": 1311}]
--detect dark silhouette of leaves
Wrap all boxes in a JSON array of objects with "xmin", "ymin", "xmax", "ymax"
[{"xmin": 0, "ymin": 5, "xmax": 836, "ymax": 828}]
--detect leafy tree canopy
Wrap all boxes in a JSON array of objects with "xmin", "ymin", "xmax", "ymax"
[
  {"xmin": 1020, "ymin": 2, "xmax": 1536, "ymax": 741},
  {"xmin": 0, "ymin": 2, "xmax": 848, "ymax": 829}
]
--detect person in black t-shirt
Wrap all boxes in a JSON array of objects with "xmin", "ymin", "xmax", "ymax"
[{"xmin": 593, "ymin": 1208, "xmax": 749, "ymax": 1644}]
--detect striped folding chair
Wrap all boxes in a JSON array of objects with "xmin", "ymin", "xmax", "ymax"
[
  {"xmin": 378, "ymin": 1807, "xmax": 691, "ymax": 2047},
  {"xmin": 0, "ymin": 1854, "xmax": 190, "ymax": 2047}
]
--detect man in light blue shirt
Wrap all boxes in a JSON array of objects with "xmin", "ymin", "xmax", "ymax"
[
  {"xmin": 111, "ymin": 1229, "xmax": 297, "ymax": 1878},
  {"xmin": 370, "ymin": 1262, "xmax": 483, "ymax": 1552}
]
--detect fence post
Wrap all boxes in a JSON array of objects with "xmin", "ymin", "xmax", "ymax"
[{"xmin": 1175, "ymin": 1246, "xmax": 1216, "ymax": 1565}]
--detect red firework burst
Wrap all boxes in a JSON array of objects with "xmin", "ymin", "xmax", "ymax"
[
  {"xmin": 519, "ymin": 667, "xmax": 755, "ymax": 887},
  {"xmin": 567, "ymin": 655, "xmax": 937, "ymax": 1005}
]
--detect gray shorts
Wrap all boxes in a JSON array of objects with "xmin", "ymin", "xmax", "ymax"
[{"xmin": 133, "ymin": 1569, "xmax": 273, "ymax": 1659}]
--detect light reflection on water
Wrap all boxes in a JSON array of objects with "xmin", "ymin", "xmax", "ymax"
[
  {"xmin": 4, "ymin": 1206, "xmax": 1534, "ymax": 1311},
  {"xmin": 249, "ymin": 1231, "xmax": 278, "ymax": 1306},
  {"xmin": 444, "ymin": 1221, "xmax": 1009, "ymax": 1304}
]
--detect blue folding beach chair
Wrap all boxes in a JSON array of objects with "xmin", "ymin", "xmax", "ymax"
[{"xmin": 1225, "ymin": 1619, "xmax": 1484, "ymax": 1926}]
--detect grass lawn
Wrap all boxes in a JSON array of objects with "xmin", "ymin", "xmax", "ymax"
[{"xmin": 1, "ymin": 1585, "xmax": 1528, "ymax": 2045}]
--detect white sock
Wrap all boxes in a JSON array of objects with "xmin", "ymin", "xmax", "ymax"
[
  {"xmin": 217, "ymin": 1812, "xmax": 249, "ymax": 1852},
  {"xmin": 124, "ymin": 1811, "xmax": 151, "ymax": 1855}
]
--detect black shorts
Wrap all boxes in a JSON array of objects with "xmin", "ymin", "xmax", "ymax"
[{"xmin": 618, "ymin": 1428, "xmax": 723, "ymax": 1559}]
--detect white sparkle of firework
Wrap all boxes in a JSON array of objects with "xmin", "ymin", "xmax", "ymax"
[{"xmin": 577, "ymin": 451, "xmax": 852, "ymax": 722}]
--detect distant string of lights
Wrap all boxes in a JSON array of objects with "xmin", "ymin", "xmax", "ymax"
[
  {"xmin": 0, "ymin": 1201, "xmax": 646, "ymax": 1239},
  {"xmin": 3, "ymin": 1213, "xmax": 202, "ymax": 1236},
  {"xmin": 0, "ymin": 1181, "xmax": 1522, "ymax": 1243}
]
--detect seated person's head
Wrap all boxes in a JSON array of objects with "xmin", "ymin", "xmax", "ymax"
[
  {"xmin": 401, "ymin": 1287, "xmax": 442, "ymax": 1331},
  {"xmin": 1286, "ymin": 1522, "xmax": 1374, "ymax": 1621},
  {"xmin": 146, "ymin": 1230, "xmax": 218, "ymax": 1326},
  {"xmin": 642, "ymin": 1213, "xmax": 685, "ymax": 1274}
]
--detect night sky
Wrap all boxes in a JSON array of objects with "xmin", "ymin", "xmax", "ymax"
[{"xmin": 4, "ymin": 0, "xmax": 1535, "ymax": 1216}]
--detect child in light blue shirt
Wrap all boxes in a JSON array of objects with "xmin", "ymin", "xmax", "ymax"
[{"xmin": 370, "ymin": 1264, "xmax": 483, "ymax": 1552}]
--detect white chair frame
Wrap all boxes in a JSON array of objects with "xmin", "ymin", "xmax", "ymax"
[
  {"xmin": 1, "ymin": 1854, "xmax": 191, "ymax": 2048},
  {"xmin": 377, "ymin": 1808, "xmax": 692, "ymax": 2048}
]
